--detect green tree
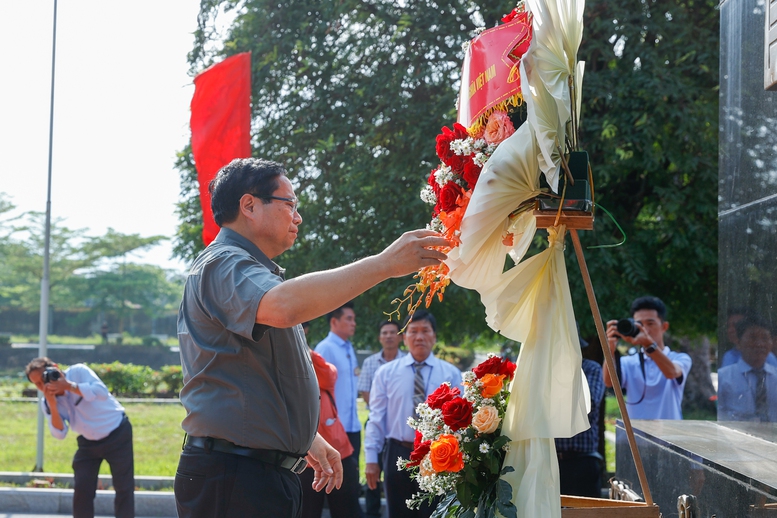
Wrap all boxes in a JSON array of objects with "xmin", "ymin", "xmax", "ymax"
[
  {"xmin": 174, "ymin": 0, "xmax": 718, "ymax": 344},
  {"xmin": 0, "ymin": 211, "xmax": 167, "ymax": 313},
  {"xmin": 571, "ymin": 0, "xmax": 719, "ymax": 337},
  {"xmin": 70, "ymin": 264, "xmax": 184, "ymax": 334}
]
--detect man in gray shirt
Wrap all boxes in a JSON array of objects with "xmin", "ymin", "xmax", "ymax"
[{"xmin": 175, "ymin": 158, "xmax": 449, "ymax": 518}]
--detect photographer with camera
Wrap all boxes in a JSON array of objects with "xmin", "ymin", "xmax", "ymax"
[
  {"xmin": 25, "ymin": 357, "xmax": 134, "ymax": 518},
  {"xmin": 603, "ymin": 296, "xmax": 692, "ymax": 420}
]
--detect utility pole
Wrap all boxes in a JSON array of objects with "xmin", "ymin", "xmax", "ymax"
[{"xmin": 35, "ymin": 0, "xmax": 59, "ymax": 473}]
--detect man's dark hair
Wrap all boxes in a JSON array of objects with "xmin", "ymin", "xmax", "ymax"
[
  {"xmin": 378, "ymin": 320, "xmax": 400, "ymax": 333},
  {"xmin": 402, "ymin": 310, "xmax": 437, "ymax": 333},
  {"xmin": 630, "ymin": 296, "xmax": 668, "ymax": 321},
  {"xmin": 25, "ymin": 357, "xmax": 56, "ymax": 381},
  {"xmin": 735, "ymin": 314, "xmax": 772, "ymax": 340},
  {"xmin": 209, "ymin": 158, "xmax": 287, "ymax": 226},
  {"xmin": 328, "ymin": 302, "xmax": 355, "ymax": 325}
]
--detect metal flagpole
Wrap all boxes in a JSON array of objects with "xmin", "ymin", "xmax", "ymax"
[{"xmin": 34, "ymin": 0, "xmax": 59, "ymax": 473}]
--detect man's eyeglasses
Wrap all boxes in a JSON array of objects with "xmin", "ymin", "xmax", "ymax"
[{"xmin": 252, "ymin": 195, "xmax": 299, "ymax": 213}]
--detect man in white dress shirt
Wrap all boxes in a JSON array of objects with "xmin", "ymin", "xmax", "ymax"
[
  {"xmin": 718, "ymin": 315, "xmax": 777, "ymax": 422},
  {"xmin": 26, "ymin": 357, "xmax": 134, "ymax": 518},
  {"xmin": 364, "ymin": 311, "xmax": 462, "ymax": 518}
]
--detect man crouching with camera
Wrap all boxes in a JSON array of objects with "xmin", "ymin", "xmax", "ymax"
[
  {"xmin": 26, "ymin": 357, "xmax": 134, "ymax": 518},
  {"xmin": 603, "ymin": 296, "xmax": 692, "ymax": 420}
]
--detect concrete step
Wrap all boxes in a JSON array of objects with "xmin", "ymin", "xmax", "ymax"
[
  {"xmin": 0, "ymin": 488, "xmax": 175, "ymax": 517},
  {"xmin": 0, "ymin": 471, "xmax": 173, "ymax": 491},
  {"xmin": 0, "ymin": 486, "xmax": 384, "ymax": 518}
]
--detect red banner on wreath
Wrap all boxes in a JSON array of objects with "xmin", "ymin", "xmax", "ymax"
[
  {"xmin": 190, "ymin": 52, "xmax": 252, "ymax": 246},
  {"xmin": 457, "ymin": 14, "xmax": 532, "ymax": 131}
]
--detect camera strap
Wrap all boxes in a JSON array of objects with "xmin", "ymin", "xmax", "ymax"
[{"xmin": 626, "ymin": 351, "xmax": 648, "ymax": 405}]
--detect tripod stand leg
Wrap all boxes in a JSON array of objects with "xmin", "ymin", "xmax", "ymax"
[{"xmin": 569, "ymin": 229, "xmax": 654, "ymax": 506}]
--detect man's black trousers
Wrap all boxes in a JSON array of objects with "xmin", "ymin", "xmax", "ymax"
[
  {"xmin": 72, "ymin": 415, "xmax": 134, "ymax": 518},
  {"xmin": 383, "ymin": 439, "xmax": 437, "ymax": 518},
  {"xmin": 299, "ymin": 453, "xmax": 361, "ymax": 518},
  {"xmin": 175, "ymin": 443, "xmax": 303, "ymax": 518}
]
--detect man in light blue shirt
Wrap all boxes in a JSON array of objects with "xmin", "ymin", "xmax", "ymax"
[
  {"xmin": 358, "ymin": 319, "xmax": 405, "ymax": 518},
  {"xmin": 26, "ymin": 357, "xmax": 134, "ymax": 518},
  {"xmin": 718, "ymin": 315, "xmax": 777, "ymax": 422},
  {"xmin": 603, "ymin": 296, "xmax": 692, "ymax": 420},
  {"xmin": 364, "ymin": 311, "xmax": 462, "ymax": 518},
  {"xmin": 314, "ymin": 302, "xmax": 363, "ymax": 516}
]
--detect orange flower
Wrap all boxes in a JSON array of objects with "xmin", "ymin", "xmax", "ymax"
[
  {"xmin": 430, "ymin": 434, "xmax": 465, "ymax": 473},
  {"xmin": 480, "ymin": 373, "xmax": 506, "ymax": 399}
]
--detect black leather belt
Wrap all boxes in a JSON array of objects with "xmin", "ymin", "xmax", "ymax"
[{"xmin": 185, "ymin": 435, "xmax": 308, "ymax": 474}]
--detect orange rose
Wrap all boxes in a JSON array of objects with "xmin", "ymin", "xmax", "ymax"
[
  {"xmin": 429, "ymin": 434, "xmax": 465, "ymax": 473},
  {"xmin": 480, "ymin": 373, "xmax": 506, "ymax": 398}
]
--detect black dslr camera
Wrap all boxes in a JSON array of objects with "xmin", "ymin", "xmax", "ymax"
[
  {"xmin": 42, "ymin": 368, "xmax": 61, "ymax": 384},
  {"xmin": 616, "ymin": 318, "xmax": 641, "ymax": 338}
]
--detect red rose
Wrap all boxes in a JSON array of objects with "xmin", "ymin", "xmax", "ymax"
[
  {"xmin": 462, "ymin": 158, "xmax": 481, "ymax": 190},
  {"xmin": 441, "ymin": 397, "xmax": 473, "ymax": 431},
  {"xmin": 438, "ymin": 182, "xmax": 464, "ymax": 213},
  {"xmin": 427, "ymin": 168, "xmax": 441, "ymax": 196},
  {"xmin": 435, "ymin": 124, "xmax": 470, "ymax": 171},
  {"xmin": 426, "ymin": 383, "xmax": 461, "ymax": 410},
  {"xmin": 407, "ymin": 431, "xmax": 432, "ymax": 467},
  {"xmin": 473, "ymin": 356, "xmax": 517, "ymax": 381}
]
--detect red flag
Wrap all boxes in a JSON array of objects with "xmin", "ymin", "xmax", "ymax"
[
  {"xmin": 190, "ymin": 52, "xmax": 252, "ymax": 246},
  {"xmin": 457, "ymin": 15, "xmax": 532, "ymax": 132}
]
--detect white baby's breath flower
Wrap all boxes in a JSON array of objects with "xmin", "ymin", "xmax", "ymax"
[
  {"xmin": 463, "ymin": 371, "xmax": 477, "ymax": 383},
  {"xmin": 434, "ymin": 164, "xmax": 454, "ymax": 187},
  {"xmin": 428, "ymin": 217, "xmax": 445, "ymax": 233},
  {"xmin": 474, "ymin": 152, "xmax": 489, "ymax": 167},
  {"xmin": 486, "ymin": 143, "xmax": 498, "ymax": 154},
  {"xmin": 420, "ymin": 185, "xmax": 437, "ymax": 205},
  {"xmin": 451, "ymin": 137, "xmax": 477, "ymax": 156}
]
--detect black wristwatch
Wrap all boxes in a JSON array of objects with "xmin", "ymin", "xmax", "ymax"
[{"xmin": 644, "ymin": 343, "xmax": 657, "ymax": 354}]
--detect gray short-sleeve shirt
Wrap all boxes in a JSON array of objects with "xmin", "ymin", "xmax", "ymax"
[{"xmin": 177, "ymin": 227, "xmax": 319, "ymax": 454}]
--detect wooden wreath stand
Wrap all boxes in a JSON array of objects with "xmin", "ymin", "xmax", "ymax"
[{"xmin": 534, "ymin": 209, "xmax": 662, "ymax": 517}]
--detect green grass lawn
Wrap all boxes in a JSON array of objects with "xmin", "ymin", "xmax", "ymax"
[{"xmin": 0, "ymin": 401, "xmax": 186, "ymax": 476}]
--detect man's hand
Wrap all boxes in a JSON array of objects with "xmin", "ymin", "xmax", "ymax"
[
  {"xmin": 605, "ymin": 320, "xmax": 620, "ymax": 354},
  {"xmin": 305, "ymin": 434, "xmax": 343, "ymax": 494},
  {"xmin": 378, "ymin": 230, "xmax": 451, "ymax": 278},
  {"xmin": 43, "ymin": 378, "xmax": 77, "ymax": 398},
  {"xmin": 365, "ymin": 462, "xmax": 381, "ymax": 490}
]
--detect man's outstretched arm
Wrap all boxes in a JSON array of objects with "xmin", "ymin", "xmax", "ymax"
[{"xmin": 256, "ymin": 229, "xmax": 450, "ymax": 328}]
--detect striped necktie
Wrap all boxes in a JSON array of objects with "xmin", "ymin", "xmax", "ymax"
[
  {"xmin": 413, "ymin": 362, "xmax": 427, "ymax": 416},
  {"xmin": 754, "ymin": 368, "xmax": 768, "ymax": 422}
]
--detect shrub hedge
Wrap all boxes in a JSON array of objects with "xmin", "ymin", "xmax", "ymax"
[{"xmin": 86, "ymin": 362, "xmax": 183, "ymax": 398}]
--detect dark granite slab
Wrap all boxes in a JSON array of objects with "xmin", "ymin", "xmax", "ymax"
[{"xmin": 616, "ymin": 420, "xmax": 777, "ymax": 517}]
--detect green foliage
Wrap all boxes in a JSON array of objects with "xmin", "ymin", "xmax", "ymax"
[
  {"xmin": 88, "ymin": 362, "xmax": 155, "ymax": 397},
  {"xmin": 156, "ymin": 365, "xmax": 184, "ymax": 396},
  {"xmin": 571, "ymin": 0, "xmax": 719, "ymax": 337},
  {"xmin": 0, "ymin": 206, "xmax": 182, "ymax": 333},
  {"xmin": 175, "ymin": 0, "xmax": 719, "ymax": 343},
  {"xmin": 433, "ymin": 343, "xmax": 475, "ymax": 371}
]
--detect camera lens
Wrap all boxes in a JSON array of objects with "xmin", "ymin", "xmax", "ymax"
[
  {"xmin": 616, "ymin": 318, "xmax": 640, "ymax": 338},
  {"xmin": 42, "ymin": 368, "xmax": 60, "ymax": 384}
]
